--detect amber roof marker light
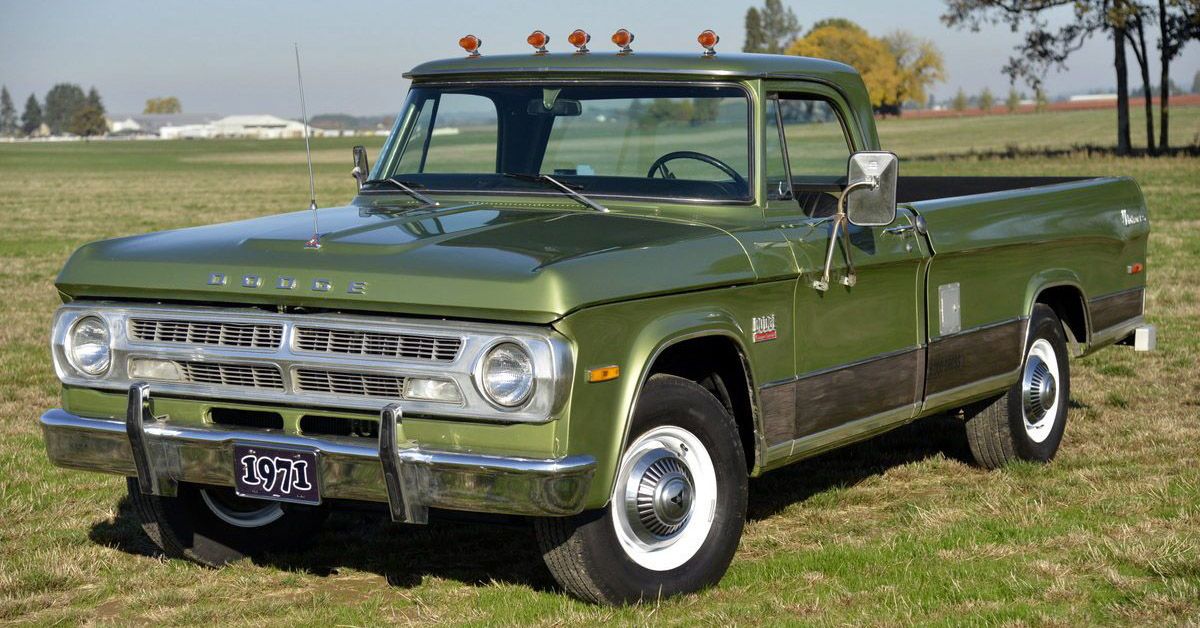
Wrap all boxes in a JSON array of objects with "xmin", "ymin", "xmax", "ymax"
[
  {"xmin": 567, "ymin": 29, "xmax": 591, "ymax": 54},
  {"xmin": 527, "ymin": 30, "xmax": 550, "ymax": 54},
  {"xmin": 459, "ymin": 34, "xmax": 482, "ymax": 57},
  {"xmin": 611, "ymin": 29, "xmax": 635, "ymax": 54},
  {"xmin": 698, "ymin": 29, "xmax": 719, "ymax": 56}
]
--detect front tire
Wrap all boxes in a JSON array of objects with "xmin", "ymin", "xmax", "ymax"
[
  {"xmin": 964, "ymin": 304, "xmax": 1071, "ymax": 468},
  {"xmin": 534, "ymin": 374, "xmax": 748, "ymax": 604},
  {"xmin": 127, "ymin": 479, "xmax": 328, "ymax": 567}
]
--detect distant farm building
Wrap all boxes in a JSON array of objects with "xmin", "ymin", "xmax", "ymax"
[{"xmin": 106, "ymin": 113, "xmax": 325, "ymax": 139}]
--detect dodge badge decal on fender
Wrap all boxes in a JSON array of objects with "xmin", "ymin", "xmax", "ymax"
[{"xmin": 753, "ymin": 314, "xmax": 777, "ymax": 342}]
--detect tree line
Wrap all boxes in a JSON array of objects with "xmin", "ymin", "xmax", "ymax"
[
  {"xmin": 0, "ymin": 83, "xmax": 108, "ymax": 137},
  {"xmin": 942, "ymin": 0, "xmax": 1200, "ymax": 155}
]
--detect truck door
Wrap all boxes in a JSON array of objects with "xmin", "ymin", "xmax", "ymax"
[{"xmin": 762, "ymin": 89, "xmax": 930, "ymax": 444}]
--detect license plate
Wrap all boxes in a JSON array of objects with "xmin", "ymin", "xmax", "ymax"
[{"xmin": 233, "ymin": 443, "xmax": 321, "ymax": 505}]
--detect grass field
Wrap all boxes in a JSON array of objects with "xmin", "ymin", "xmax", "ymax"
[{"xmin": 1, "ymin": 106, "xmax": 1198, "ymax": 625}]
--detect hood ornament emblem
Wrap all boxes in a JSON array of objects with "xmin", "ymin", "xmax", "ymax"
[{"xmin": 294, "ymin": 44, "xmax": 321, "ymax": 250}]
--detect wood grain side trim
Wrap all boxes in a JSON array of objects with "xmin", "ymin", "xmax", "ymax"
[
  {"xmin": 925, "ymin": 319, "xmax": 1024, "ymax": 397},
  {"xmin": 1089, "ymin": 287, "xmax": 1144, "ymax": 334},
  {"xmin": 760, "ymin": 348, "xmax": 924, "ymax": 445}
]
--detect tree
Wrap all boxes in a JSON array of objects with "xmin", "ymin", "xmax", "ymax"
[
  {"xmin": 742, "ymin": 0, "xmax": 802, "ymax": 53},
  {"xmin": 43, "ymin": 83, "xmax": 87, "ymax": 135},
  {"xmin": 743, "ymin": 7, "xmax": 767, "ymax": 53},
  {"xmin": 1006, "ymin": 87, "xmax": 1022, "ymax": 113},
  {"xmin": 809, "ymin": 18, "xmax": 864, "ymax": 33},
  {"xmin": 1035, "ymin": 87, "xmax": 1049, "ymax": 112},
  {"xmin": 21, "ymin": 94, "xmax": 41, "ymax": 136},
  {"xmin": 144, "ymin": 96, "xmax": 182, "ymax": 114},
  {"xmin": 883, "ymin": 31, "xmax": 948, "ymax": 108},
  {"xmin": 1124, "ymin": 6, "xmax": 1157, "ymax": 153},
  {"xmin": 1156, "ymin": 0, "xmax": 1200, "ymax": 149},
  {"xmin": 952, "ymin": 88, "xmax": 969, "ymax": 112},
  {"xmin": 786, "ymin": 23, "xmax": 901, "ymax": 108},
  {"xmin": 87, "ymin": 87, "xmax": 103, "ymax": 110},
  {"xmin": 1194, "ymin": 69, "xmax": 1200, "ymax": 93},
  {"xmin": 69, "ymin": 104, "xmax": 107, "ymax": 138},
  {"xmin": 0, "ymin": 87, "xmax": 16, "ymax": 136},
  {"xmin": 979, "ymin": 87, "xmax": 995, "ymax": 112},
  {"xmin": 942, "ymin": 1, "xmax": 1132, "ymax": 154}
]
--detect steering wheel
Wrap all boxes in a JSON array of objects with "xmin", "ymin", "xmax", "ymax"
[{"xmin": 646, "ymin": 150, "xmax": 747, "ymax": 187}]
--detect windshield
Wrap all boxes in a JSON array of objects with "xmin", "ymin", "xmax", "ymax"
[{"xmin": 371, "ymin": 83, "xmax": 752, "ymax": 202}]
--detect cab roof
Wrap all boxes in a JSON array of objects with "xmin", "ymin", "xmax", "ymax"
[
  {"xmin": 406, "ymin": 51, "xmax": 859, "ymax": 82},
  {"xmin": 404, "ymin": 51, "xmax": 879, "ymax": 148}
]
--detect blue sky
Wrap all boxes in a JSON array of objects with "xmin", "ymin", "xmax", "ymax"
[{"xmin": 1, "ymin": 0, "xmax": 1197, "ymax": 116}]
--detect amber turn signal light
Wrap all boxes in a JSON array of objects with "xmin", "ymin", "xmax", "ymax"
[
  {"xmin": 459, "ymin": 34, "xmax": 482, "ymax": 57},
  {"xmin": 568, "ymin": 29, "xmax": 591, "ymax": 53},
  {"xmin": 527, "ymin": 30, "xmax": 549, "ymax": 54},
  {"xmin": 587, "ymin": 365, "xmax": 621, "ymax": 383},
  {"xmin": 698, "ymin": 29, "xmax": 719, "ymax": 56},
  {"xmin": 611, "ymin": 28, "xmax": 634, "ymax": 53}
]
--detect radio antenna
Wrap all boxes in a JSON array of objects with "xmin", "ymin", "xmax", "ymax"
[{"xmin": 294, "ymin": 43, "xmax": 320, "ymax": 250}]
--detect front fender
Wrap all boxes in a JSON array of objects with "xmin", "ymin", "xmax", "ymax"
[{"xmin": 553, "ymin": 281, "xmax": 793, "ymax": 509}]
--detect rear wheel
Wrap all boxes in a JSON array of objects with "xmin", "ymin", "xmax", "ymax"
[
  {"xmin": 534, "ymin": 374, "xmax": 748, "ymax": 604},
  {"xmin": 127, "ymin": 479, "xmax": 328, "ymax": 567},
  {"xmin": 964, "ymin": 304, "xmax": 1070, "ymax": 468}
]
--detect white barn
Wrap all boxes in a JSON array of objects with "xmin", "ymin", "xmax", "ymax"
[{"xmin": 210, "ymin": 115, "xmax": 310, "ymax": 139}]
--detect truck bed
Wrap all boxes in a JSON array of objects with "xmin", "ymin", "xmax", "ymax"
[{"xmin": 897, "ymin": 176, "xmax": 1089, "ymax": 203}]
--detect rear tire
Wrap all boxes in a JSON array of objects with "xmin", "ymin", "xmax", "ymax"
[
  {"xmin": 964, "ymin": 304, "xmax": 1070, "ymax": 468},
  {"xmin": 127, "ymin": 478, "xmax": 328, "ymax": 567},
  {"xmin": 534, "ymin": 374, "xmax": 748, "ymax": 604}
]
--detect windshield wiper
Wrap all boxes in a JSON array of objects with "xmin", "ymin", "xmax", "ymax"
[
  {"xmin": 362, "ymin": 177, "xmax": 439, "ymax": 207},
  {"xmin": 502, "ymin": 173, "xmax": 609, "ymax": 213}
]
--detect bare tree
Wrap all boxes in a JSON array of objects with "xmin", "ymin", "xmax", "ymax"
[
  {"xmin": 1157, "ymin": 0, "xmax": 1200, "ymax": 149},
  {"xmin": 942, "ymin": 0, "xmax": 1133, "ymax": 154},
  {"xmin": 1124, "ymin": 6, "xmax": 1157, "ymax": 153}
]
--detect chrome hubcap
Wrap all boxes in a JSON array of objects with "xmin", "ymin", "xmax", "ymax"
[
  {"xmin": 1022, "ymin": 355, "xmax": 1057, "ymax": 424},
  {"xmin": 626, "ymin": 450, "xmax": 694, "ymax": 542},
  {"xmin": 611, "ymin": 425, "xmax": 717, "ymax": 571},
  {"xmin": 1021, "ymin": 338, "xmax": 1062, "ymax": 443}
]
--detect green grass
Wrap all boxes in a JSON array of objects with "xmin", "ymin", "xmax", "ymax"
[{"xmin": 1, "ymin": 108, "xmax": 1199, "ymax": 625}]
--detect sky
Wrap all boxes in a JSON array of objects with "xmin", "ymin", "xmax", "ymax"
[{"xmin": 1, "ymin": 0, "xmax": 1197, "ymax": 117}]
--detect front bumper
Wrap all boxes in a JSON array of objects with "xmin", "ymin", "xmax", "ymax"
[{"xmin": 40, "ymin": 383, "xmax": 596, "ymax": 523}]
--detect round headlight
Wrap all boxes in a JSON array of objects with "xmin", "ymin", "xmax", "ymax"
[
  {"xmin": 479, "ymin": 342, "xmax": 534, "ymax": 408},
  {"xmin": 67, "ymin": 316, "xmax": 111, "ymax": 376}
]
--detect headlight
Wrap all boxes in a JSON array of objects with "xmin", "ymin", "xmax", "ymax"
[
  {"xmin": 66, "ymin": 316, "xmax": 111, "ymax": 376},
  {"xmin": 478, "ymin": 342, "xmax": 534, "ymax": 407}
]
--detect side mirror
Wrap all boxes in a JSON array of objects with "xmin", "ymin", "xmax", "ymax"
[
  {"xmin": 843, "ymin": 151, "xmax": 898, "ymax": 227},
  {"xmin": 351, "ymin": 145, "xmax": 370, "ymax": 190}
]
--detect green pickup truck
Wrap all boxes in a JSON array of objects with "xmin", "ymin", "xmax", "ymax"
[{"xmin": 42, "ymin": 39, "xmax": 1154, "ymax": 604}]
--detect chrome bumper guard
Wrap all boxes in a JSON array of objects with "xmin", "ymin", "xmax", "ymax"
[{"xmin": 41, "ymin": 383, "xmax": 596, "ymax": 523}]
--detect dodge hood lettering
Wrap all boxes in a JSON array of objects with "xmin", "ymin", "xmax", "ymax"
[{"xmin": 56, "ymin": 203, "xmax": 755, "ymax": 324}]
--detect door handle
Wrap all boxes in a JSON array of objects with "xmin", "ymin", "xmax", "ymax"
[{"xmin": 883, "ymin": 224, "xmax": 915, "ymax": 236}]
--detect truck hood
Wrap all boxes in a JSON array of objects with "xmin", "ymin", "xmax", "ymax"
[{"xmin": 57, "ymin": 203, "xmax": 755, "ymax": 324}]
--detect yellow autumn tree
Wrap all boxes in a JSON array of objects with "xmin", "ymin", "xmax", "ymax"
[
  {"xmin": 786, "ymin": 22, "xmax": 945, "ymax": 111},
  {"xmin": 786, "ymin": 23, "xmax": 901, "ymax": 109},
  {"xmin": 882, "ymin": 31, "xmax": 946, "ymax": 108}
]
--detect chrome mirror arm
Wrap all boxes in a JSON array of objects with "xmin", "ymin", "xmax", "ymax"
[{"xmin": 813, "ymin": 177, "xmax": 877, "ymax": 292}]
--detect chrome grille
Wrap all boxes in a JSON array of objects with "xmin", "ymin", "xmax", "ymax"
[
  {"xmin": 295, "ymin": 368, "xmax": 406, "ymax": 398},
  {"xmin": 178, "ymin": 362, "xmax": 285, "ymax": 389},
  {"xmin": 130, "ymin": 318, "xmax": 283, "ymax": 349},
  {"xmin": 295, "ymin": 327, "xmax": 461, "ymax": 362}
]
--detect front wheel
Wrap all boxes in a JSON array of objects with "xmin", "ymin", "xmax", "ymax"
[
  {"xmin": 534, "ymin": 374, "xmax": 748, "ymax": 604},
  {"xmin": 127, "ymin": 479, "xmax": 328, "ymax": 567}
]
